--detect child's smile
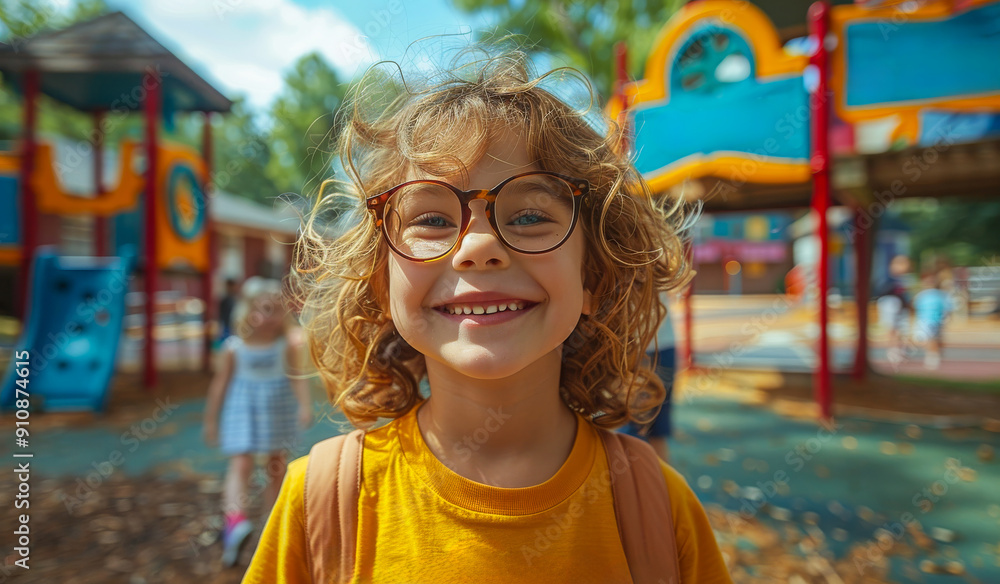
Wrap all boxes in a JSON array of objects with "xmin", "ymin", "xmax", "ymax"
[{"xmin": 432, "ymin": 292, "xmax": 540, "ymax": 325}]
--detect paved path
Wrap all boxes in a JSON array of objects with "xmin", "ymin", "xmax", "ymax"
[{"xmin": 673, "ymin": 295, "xmax": 1000, "ymax": 381}]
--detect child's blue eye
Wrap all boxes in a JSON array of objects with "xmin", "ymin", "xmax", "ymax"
[
  {"xmin": 411, "ymin": 214, "xmax": 453, "ymax": 228},
  {"xmin": 510, "ymin": 211, "xmax": 549, "ymax": 226}
]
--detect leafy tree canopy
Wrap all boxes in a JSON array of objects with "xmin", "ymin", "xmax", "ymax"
[{"xmin": 450, "ymin": 0, "xmax": 685, "ymax": 99}]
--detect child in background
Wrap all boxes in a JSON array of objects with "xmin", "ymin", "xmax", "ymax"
[
  {"xmin": 245, "ymin": 43, "xmax": 732, "ymax": 583},
  {"xmin": 877, "ymin": 255, "xmax": 912, "ymax": 365},
  {"xmin": 202, "ymin": 276, "xmax": 313, "ymax": 567},
  {"xmin": 912, "ymin": 271, "xmax": 953, "ymax": 370},
  {"xmin": 622, "ymin": 308, "xmax": 677, "ymax": 463}
]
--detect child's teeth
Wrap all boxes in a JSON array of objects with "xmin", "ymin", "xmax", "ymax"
[{"xmin": 443, "ymin": 302, "xmax": 529, "ymax": 315}]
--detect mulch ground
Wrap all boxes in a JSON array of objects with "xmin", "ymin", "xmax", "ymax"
[{"xmin": 0, "ymin": 472, "xmax": 260, "ymax": 583}]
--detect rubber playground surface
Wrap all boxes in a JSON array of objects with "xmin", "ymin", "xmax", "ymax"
[{"xmin": 2, "ymin": 369, "xmax": 998, "ymax": 583}]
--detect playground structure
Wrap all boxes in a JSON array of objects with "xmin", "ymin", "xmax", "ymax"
[
  {"xmin": 0, "ymin": 12, "xmax": 232, "ymax": 410},
  {"xmin": 2, "ymin": 3, "xmax": 999, "ymax": 414},
  {"xmin": 609, "ymin": 0, "xmax": 1000, "ymax": 418},
  {"xmin": 0, "ymin": 249, "xmax": 131, "ymax": 411},
  {"xmin": 0, "ymin": 139, "xmax": 210, "ymax": 270}
]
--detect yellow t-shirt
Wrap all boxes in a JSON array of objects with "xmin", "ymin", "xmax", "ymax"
[{"xmin": 243, "ymin": 405, "xmax": 732, "ymax": 583}]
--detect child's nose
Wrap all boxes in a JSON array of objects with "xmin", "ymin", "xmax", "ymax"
[{"xmin": 452, "ymin": 200, "xmax": 510, "ymax": 269}]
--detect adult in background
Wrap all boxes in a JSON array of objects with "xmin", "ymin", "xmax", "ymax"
[
  {"xmin": 219, "ymin": 278, "xmax": 240, "ymax": 342},
  {"xmin": 877, "ymin": 255, "xmax": 913, "ymax": 365},
  {"xmin": 913, "ymin": 271, "xmax": 953, "ymax": 370}
]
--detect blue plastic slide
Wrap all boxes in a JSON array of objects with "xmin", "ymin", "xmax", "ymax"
[{"xmin": 1, "ymin": 247, "xmax": 131, "ymax": 412}]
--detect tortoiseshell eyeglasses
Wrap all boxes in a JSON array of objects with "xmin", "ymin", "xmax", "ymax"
[{"xmin": 365, "ymin": 171, "xmax": 590, "ymax": 262}]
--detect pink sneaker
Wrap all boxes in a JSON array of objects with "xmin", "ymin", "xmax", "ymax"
[{"xmin": 221, "ymin": 519, "xmax": 253, "ymax": 567}]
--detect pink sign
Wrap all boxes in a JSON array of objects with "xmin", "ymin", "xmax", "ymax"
[{"xmin": 694, "ymin": 241, "xmax": 788, "ymax": 264}]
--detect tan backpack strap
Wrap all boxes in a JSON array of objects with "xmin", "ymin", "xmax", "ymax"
[
  {"xmin": 305, "ymin": 429, "xmax": 365, "ymax": 584},
  {"xmin": 600, "ymin": 430, "xmax": 682, "ymax": 584}
]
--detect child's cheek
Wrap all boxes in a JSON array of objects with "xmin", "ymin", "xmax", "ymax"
[{"xmin": 386, "ymin": 257, "xmax": 433, "ymax": 324}]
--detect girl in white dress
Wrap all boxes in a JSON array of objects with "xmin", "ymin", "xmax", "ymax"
[{"xmin": 202, "ymin": 276, "xmax": 313, "ymax": 567}]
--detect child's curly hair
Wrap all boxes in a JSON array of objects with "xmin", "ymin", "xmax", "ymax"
[{"xmin": 290, "ymin": 38, "xmax": 693, "ymax": 430}]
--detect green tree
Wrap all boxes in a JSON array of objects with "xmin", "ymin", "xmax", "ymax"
[
  {"xmin": 266, "ymin": 52, "xmax": 347, "ymax": 198},
  {"xmin": 0, "ymin": 0, "xmax": 108, "ymax": 46},
  {"xmin": 451, "ymin": 0, "xmax": 685, "ymax": 99},
  {"xmin": 169, "ymin": 98, "xmax": 283, "ymax": 205},
  {"xmin": 0, "ymin": 1, "xmax": 282, "ymax": 204},
  {"xmin": 0, "ymin": 0, "xmax": 113, "ymax": 141},
  {"xmin": 898, "ymin": 199, "xmax": 1000, "ymax": 266}
]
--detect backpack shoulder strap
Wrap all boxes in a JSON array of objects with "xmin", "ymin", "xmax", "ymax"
[
  {"xmin": 304, "ymin": 429, "xmax": 365, "ymax": 584},
  {"xmin": 599, "ymin": 429, "xmax": 682, "ymax": 584}
]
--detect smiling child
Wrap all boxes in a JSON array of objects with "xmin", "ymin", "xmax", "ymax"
[{"xmin": 243, "ymin": 43, "xmax": 732, "ymax": 584}]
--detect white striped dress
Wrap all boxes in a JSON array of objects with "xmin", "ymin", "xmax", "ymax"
[{"xmin": 218, "ymin": 336, "xmax": 300, "ymax": 456}]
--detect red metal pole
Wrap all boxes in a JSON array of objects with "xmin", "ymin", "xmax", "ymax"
[
  {"xmin": 683, "ymin": 241, "xmax": 695, "ymax": 370},
  {"xmin": 614, "ymin": 41, "xmax": 634, "ymax": 156},
  {"xmin": 852, "ymin": 208, "xmax": 870, "ymax": 380},
  {"xmin": 17, "ymin": 70, "xmax": 39, "ymax": 320},
  {"xmin": 93, "ymin": 110, "xmax": 106, "ymax": 256},
  {"xmin": 809, "ymin": 1, "xmax": 832, "ymax": 419},
  {"xmin": 201, "ymin": 112, "xmax": 214, "ymax": 372},
  {"xmin": 143, "ymin": 70, "xmax": 161, "ymax": 390},
  {"xmin": 615, "ymin": 41, "xmax": 629, "ymax": 114}
]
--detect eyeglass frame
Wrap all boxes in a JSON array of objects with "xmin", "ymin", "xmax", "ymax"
[{"xmin": 365, "ymin": 170, "xmax": 591, "ymax": 262}]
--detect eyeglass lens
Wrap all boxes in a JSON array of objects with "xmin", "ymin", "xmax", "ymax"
[{"xmin": 383, "ymin": 174, "xmax": 577, "ymax": 259}]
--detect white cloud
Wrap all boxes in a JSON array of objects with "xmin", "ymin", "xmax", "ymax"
[{"xmin": 117, "ymin": 0, "xmax": 378, "ymax": 111}]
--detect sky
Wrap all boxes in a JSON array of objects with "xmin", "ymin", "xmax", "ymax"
[{"xmin": 101, "ymin": 0, "xmax": 499, "ymax": 112}]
